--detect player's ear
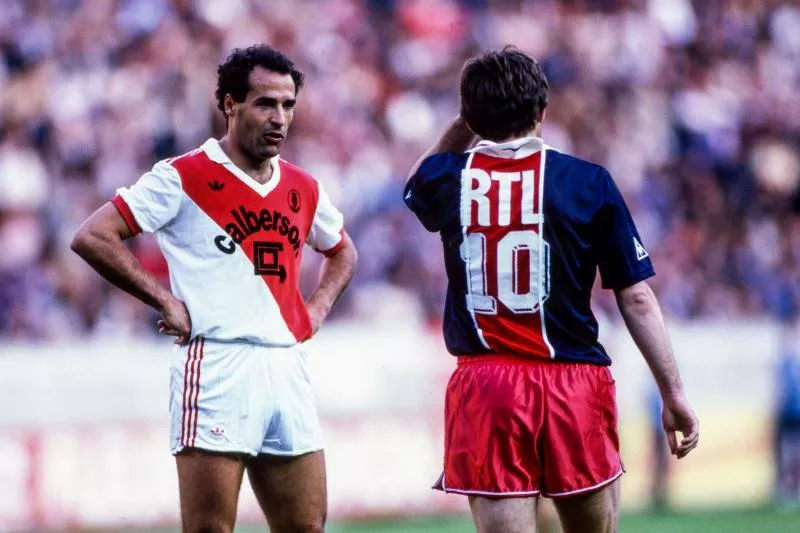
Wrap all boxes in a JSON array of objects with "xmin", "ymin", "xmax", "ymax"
[{"xmin": 224, "ymin": 94, "xmax": 235, "ymax": 117}]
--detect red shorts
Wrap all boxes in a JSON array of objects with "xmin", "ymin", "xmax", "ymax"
[{"xmin": 434, "ymin": 354, "xmax": 623, "ymax": 498}]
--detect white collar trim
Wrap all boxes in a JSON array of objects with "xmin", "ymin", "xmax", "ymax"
[
  {"xmin": 201, "ymin": 138, "xmax": 281, "ymax": 197},
  {"xmin": 469, "ymin": 136, "xmax": 557, "ymax": 159}
]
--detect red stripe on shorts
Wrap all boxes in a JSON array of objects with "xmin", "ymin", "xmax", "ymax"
[
  {"xmin": 181, "ymin": 338, "xmax": 197, "ymax": 446},
  {"xmin": 190, "ymin": 337, "xmax": 205, "ymax": 447}
]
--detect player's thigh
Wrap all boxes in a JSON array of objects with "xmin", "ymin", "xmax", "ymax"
[
  {"xmin": 175, "ymin": 449, "xmax": 246, "ymax": 533},
  {"xmin": 247, "ymin": 450, "xmax": 327, "ymax": 533},
  {"xmin": 552, "ymin": 478, "xmax": 620, "ymax": 533},
  {"xmin": 469, "ymin": 495, "xmax": 538, "ymax": 533}
]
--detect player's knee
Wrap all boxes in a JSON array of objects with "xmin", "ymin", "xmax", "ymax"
[
  {"xmin": 183, "ymin": 517, "xmax": 233, "ymax": 533},
  {"xmin": 276, "ymin": 513, "xmax": 326, "ymax": 533}
]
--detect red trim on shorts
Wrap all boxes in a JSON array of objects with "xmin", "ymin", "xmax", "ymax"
[
  {"xmin": 180, "ymin": 338, "xmax": 197, "ymax": 446},
  {"xmin": 111, "ymin": 195, "xmax": 142, "ymax": 235},
  {"xmin": 190, "ymin": 337, "xmax": 205, "ymax": 447},
  {"xmin": 322, "ymin": 229, "xmax": 346, "ymax": 257},
  {"xmin": 543, "ymin": 468, "xmax": 624, "ymax": 499}
]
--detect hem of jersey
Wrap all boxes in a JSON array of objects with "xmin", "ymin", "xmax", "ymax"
[
  {"xmin": 111, "ymin": 194, "xmax": 142, "ymax": 235},
  {"xmin": 258, "ymin": 444, "xmax": 325, "ymax": 457},
  {"xmin": 433, "ymin": 472, "xmax": 541, "ymax": 497},
  {"xmin": 602, "ymin": 269, "xmax": 656, "ymax": 291},
  {"xmin": 456, "ymin": 353, "xmax": 554, "ymax": 365},
  {"xmin": 542, "ymin": 468, "xmax": 624, "ymax": 499}
]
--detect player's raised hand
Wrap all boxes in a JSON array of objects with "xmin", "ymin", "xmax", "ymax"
[
  {"xmin": 661, "ymin": 394, "xmax": 699, "ymax": 459},
  {"xmin": 157, "ymin": 296, "xmax": 192, "ymax": 345}
]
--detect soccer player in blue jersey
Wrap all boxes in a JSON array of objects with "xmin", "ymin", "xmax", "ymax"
[{"xmin": 404, "ymin": 46, "xmax": 700, "ymax": 533}]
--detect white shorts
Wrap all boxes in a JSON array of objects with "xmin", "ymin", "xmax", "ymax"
[{"xmin": 169, "ymin": 336, "xmax": 324, "ymax": 456}]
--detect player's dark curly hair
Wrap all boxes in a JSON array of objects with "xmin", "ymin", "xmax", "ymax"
[
  {"xmin": 460, "ymin": 46, "xmax": 549, "ymax": 142},
  {"xmin": 215, "ymin": 45, "xmax": 305, "ymax": 113}
]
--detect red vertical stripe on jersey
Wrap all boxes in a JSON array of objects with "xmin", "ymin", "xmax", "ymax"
[
  {"xmin": 174, "ymin": 152, "xmax": 319, "ymax": 342},
  {"xmin": 467, "ymin": 151, "xmax": 550, "ymax": 359}
]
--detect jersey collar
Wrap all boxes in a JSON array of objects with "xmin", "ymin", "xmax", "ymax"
[
  {"xmin": 469, "ymin": 136, "xmax": 556, "ymax": 160},
  {"xmin": 201, "ymin": 138, "xmax": 281, "ymax": 197}
]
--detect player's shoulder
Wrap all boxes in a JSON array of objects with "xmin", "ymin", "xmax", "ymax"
[
  {"xmin": 417, "ymin": 151, "xmax": 470, "ymax": 177},
  {"xmin": 277, "ymin": 157, "xmax": 324, "ymax": 202},
  {"xmin": 277, "ymin": 157, "xmax": 316, "ymax": 184},
  {"xmin": 546, "ymin": 150, "xmax": 609, "ymax": 182}
]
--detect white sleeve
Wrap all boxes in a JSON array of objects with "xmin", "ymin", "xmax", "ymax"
[
  {"xmin": 306, "ymin": 180, "xmax": 345, "ymax": 254},
  {"xmin": 115, "ymin": 161, "xmax": 182, "ymax": 233}
]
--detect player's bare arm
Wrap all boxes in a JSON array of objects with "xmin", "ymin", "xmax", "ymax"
[
  {"xmin": 305, "ymin": 232, "xmax": 358, "ymax": 335},
  {"xmin": 408, "ymin": 116, "xmax": 477, "ymax": 179},
  {"xmin": 615, "ymin": 280, "xmax": 700, "ymax": 459},
  {"xmin": 70, "ymin": 203, "xmax": 191, "ymax": 344}
]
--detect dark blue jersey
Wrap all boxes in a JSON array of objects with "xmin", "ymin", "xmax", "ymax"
[{"xmin": 404, "ymin": 138, "xmax": 655, "ymax": 365}]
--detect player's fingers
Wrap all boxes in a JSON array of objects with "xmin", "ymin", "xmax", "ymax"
[{"xmin": 677, "ymin": 432, "xmax": 700, "ymax": 458}]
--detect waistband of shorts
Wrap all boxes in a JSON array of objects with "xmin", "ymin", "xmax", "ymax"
[{"xmin": 456, "ymin": 353, "xmax": 555, "ymax": 366}]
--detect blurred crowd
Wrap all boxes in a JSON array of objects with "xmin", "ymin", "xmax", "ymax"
[{"xmin": 1, "ymin": 0, "xmax": 799, "ymax": 341}]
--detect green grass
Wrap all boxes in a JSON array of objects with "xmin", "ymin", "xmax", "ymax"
[
  {"xmin": 324, "ymin": 507, "xmax": 800, "ymax": 533},
  {"xmin": 62, "ymin": 507, "xmax": 800, "ymax": 533}
]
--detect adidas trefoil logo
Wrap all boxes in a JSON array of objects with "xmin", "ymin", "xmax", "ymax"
[
  {"xmin": 208, "ymin": 179, "xmax": 225, "ymax": 191},
  {"xmin": 634, "ymin": 237, "xmax": 649, "ymax": 261}
]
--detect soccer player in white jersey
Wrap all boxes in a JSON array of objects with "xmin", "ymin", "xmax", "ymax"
[
  {"xmin": 404, "ymin": 47, "xmax": 699, "ymax": 533},
  {"xmin": 71, "ymin": 45, "xmax": 358, "ymax": 533}
]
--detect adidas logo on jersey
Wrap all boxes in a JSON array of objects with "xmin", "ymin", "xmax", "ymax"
[
  {"xmin": 634, "ymin": 237, "xmax": 649, "ymax": 261},
  {"xmin": 208, "ymin": 179, "xmax": 225, "ymax": 191}
]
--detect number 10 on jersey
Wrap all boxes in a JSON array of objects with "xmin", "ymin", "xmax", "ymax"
[{"xmin": 463, "ymin": 229, "xmax": 551, "ymax": 315}]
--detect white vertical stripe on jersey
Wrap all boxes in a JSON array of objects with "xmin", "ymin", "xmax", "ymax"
[
  {"xmin": 460, "ymin": 152, "xmax": 491, "ymax": 350},
  {"xmin": 538, "ymin": 149, "xmax": 556, "ymax": 358}
]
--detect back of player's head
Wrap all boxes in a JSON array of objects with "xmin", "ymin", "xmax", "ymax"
[
  {"xmin": 460, "ymin": 46, "xmax": 549, "ymax": 142},
  {"xmin": 215, "ymin": 44, "xmax": 305, "ymax": 113}
]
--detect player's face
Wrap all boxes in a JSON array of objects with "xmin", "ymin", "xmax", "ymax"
[{"xmin": 229, "ymin": 67, "xmax": 296, "ymax": 161}]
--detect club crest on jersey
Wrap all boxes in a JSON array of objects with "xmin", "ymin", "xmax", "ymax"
[
  {"xmin": 214, "ymin": 205, "xmax": 301, "ymax": 258},
  {"xmin": 288, "ymin": 189, "xmax": 301, "ymax": 213},
  {"xmin": 634, "ymin": 237, "xmax": 649, "ymax": 261}
]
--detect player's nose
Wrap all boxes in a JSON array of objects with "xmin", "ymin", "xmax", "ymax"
[{"xmin": 270, "ymin": 109, "xmax": 287, "ymax": 127}]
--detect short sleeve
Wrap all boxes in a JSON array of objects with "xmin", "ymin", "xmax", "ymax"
[
  {"xmin": 113, "ymin": 161, "xmax": 182, "ymax": 234},
  {"xmin": 307, "ymin": 180, "xmax": 345, "ymax": 255},
  {"xmin": 593, "ymin": 170, "xmax": 656, "ymax": 290},
  {"xmin": 403, "ymin": 152, "xmax": 467, "ymax": 232}
]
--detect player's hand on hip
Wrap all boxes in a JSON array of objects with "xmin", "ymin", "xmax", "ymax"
[
  {"xmin": 661, "ymin": 395, "xmax": 699, "ymax": 459},
  {"xmin": 305, "ymin": 300, "xmax": 327, "ymax": 338},
  {"xmin": 157, "ymin": 297, "xmax": 192, "ymax": 345}
]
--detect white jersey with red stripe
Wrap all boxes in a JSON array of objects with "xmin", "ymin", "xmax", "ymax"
[{"xmin": 113, "ymin": 138, "xmax": 345, "ymax": 346}]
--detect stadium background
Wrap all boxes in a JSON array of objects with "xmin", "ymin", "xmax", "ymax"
[{"xmin": 1, "ymin": 0, "xmax": 800, "ymax": 531}]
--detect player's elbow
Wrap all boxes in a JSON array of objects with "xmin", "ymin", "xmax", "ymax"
[
  {"xmin": 70, "ymin": 223, "xmax": 110, "ymax": 259},
  {"xmin": 69, "ymin": 227, "xmax": 92, "ymax": 257},
  {"xmin": 616, "ymin": 281, "xmax": 657, "ymax": 316}
]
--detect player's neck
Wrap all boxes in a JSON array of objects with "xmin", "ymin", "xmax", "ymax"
[
  {"xmin": 494, "ymin": 123, "xmax": 542, "ymax": 144},
  {"xmin": 218, "ymin": 136, "xmax": 274, "ymax": 184}
]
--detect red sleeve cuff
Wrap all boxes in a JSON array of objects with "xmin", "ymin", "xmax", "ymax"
[
  {"xmin": 322, "ymin": 229, "xmax": 346, "ymax": 257},
  {"xmin": 111, "ymin": 195, "xmax": 142, "ymax": 235}
]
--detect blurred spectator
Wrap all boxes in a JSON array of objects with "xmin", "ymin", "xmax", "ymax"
[
  {"xmin": 0, "ymin": 0, "xmax": 799, "ymax": 340},
  {"xmin": 774, "ymin": 319, "xmax": 800, "ymax": 508}
]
